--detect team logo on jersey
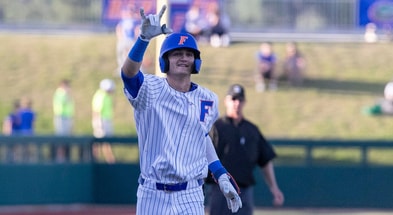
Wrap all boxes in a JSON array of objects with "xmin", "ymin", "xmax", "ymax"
[
  {"xmin": 178, "ymin": 36, "xmax": 188, "ymax": 45},
  {"xmin": 200, "ymin": 100, "xmax": 213, "ymax": 122}
]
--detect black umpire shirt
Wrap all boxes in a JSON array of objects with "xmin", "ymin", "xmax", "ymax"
[{"xmin": 207, "ymin": 116, "xmax": 276, "ymax": 188}]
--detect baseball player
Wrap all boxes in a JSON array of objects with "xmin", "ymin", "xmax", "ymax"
[{"xmin": 120, "ymin": 5, "xmax": 242, "ymax": 215}]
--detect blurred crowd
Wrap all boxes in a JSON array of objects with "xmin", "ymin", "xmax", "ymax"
[
  {"xmin": 2, "ymin": 78, "xmax": 117, "ymax": 164},
  {"xmin": 182, "ymin": 2, "xmax": 231, "ymax": 48},
  {"xmin": 255, "ymin": 41, "xmax": 307, "ymax": 92}
]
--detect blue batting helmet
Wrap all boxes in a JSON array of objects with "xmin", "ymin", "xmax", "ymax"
[{"xmin": 159, "ymin": 32, "xmax": 201, "ymax": 74}]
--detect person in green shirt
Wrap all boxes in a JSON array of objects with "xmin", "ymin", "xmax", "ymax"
[
  {"xmin": 52, "ymin": 79, "xmax": 74, "ymax": 162},
  {"xmin": 92, "ymin": 79, "xmax": 116, "ymax": 163},
  {"xmin": 53, "ymin": 79, "xmax": 74, "ymax": 135}
]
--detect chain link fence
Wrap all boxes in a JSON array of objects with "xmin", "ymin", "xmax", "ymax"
[{"xmin": 0, "ymin": 0, "xmax": 361, "ymax": 32}]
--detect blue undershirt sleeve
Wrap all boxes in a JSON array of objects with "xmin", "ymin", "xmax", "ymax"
[
  {"xmin": 128, "ymin": 37, "xmax": 149, "ymax": 62},
  {"xmin": 208, "ymin": 160, "xmax": 227, "ymax": 181},
  {"xmin": 121, "ymin": 71, "xmax": 144, "ymax": 98}
]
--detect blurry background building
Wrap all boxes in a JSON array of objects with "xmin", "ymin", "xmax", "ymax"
[{"xmin": 0, "ymin": 0, "xmax": 392, "ymax": 42}]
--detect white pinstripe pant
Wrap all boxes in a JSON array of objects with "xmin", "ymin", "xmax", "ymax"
[{"xmin": 136, "ymin": 181, "xmax": 205, "ymax": 215}]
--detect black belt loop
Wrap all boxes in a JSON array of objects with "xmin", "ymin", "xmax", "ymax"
[
  {"xmin": 197, "ymin": 179, "xmax": 203, "ymax": 186},
  {"xmin": 138, "ymin": 175, "xmax": 145, "ymax": 185}
]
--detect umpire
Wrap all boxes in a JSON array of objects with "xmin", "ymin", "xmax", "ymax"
[{"xmin": 207, "ymin": 84, "xmax": 284, "ymax": 215}]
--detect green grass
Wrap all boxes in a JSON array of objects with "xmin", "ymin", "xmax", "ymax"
[{"xmin": 1, "ymin": 33, "xmax": 393, "ymax": 140}]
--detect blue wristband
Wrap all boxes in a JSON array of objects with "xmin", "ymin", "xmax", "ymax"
[
  {"xmin": 128, "ymin": 37, "xmax": 149, "ymax": 62},
  {"xmin": 208, "ymin": 160, "xmax": 227, "ymax": 181}
]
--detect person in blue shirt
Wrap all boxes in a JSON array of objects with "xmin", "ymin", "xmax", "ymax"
[
  {"xmin": 2, "ymin": 99, "xmax": 22, "ymax": 162},
  {"xmin": 19, "ymin": 97, "xmax": 35, "ymax": 135},
  {"xmin": 255, "ymin": 42, "xmax": 278, "ymax": 92},
  {"xmin": 2, "ymin": 99, "xmax": 21, "ymax": 136},
  {"xmin": 18, "ymin": 97, "xmax": 36, "ymax": 162}
]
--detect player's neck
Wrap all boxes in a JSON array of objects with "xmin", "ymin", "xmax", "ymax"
[{"xmin": 166, "ymin": 76, "xmax": 191, "ymax": 92}]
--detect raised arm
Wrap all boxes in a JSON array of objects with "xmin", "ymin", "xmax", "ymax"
[{"xmin": 122, "ymin": 5, "xmax": 172, "ymax": 78}]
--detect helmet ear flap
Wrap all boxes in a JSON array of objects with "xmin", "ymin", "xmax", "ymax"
[
  {"xmin": 192, "ymin": 59, "xmax": 202, "ymax": 74},
  {"xmin": 159, "ymin": 56, "xmax": 168, "ymax": 73},
  {"xmin": 159, "ymin": 54, "xmax": 170, "ymax": 73}
]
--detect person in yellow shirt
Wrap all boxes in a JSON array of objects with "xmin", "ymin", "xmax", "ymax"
[
  {"xmin": 53, "ymin": 79, "xmax": 74, "ymax": 135},
  {"xmin": 92, "ymin": 79, "xmax": 116, "ymax": 163},
  {"xmin": 52, "ymin": 79, "xmax": 74, "ymax": 162}
]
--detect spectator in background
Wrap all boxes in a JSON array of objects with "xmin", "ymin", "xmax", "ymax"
[
  {"xmin": 52, "ymin": 79, "xmax": 74, "ymax": 162},
  {"xmin": 18, "ymin": 97, "xmax": 36, "ymax": 162},
  {"xmin": 19, "ymin": 97, "xmax": 35, "ymax": 136},
  {"xmin": 204, "ymin": 2, "xmax": 231, "ymax": 48},
  {"xmin": 364, "ymin": 22, "xmax": 378, "ymax": 43},
  {"xmin": 206, "ymin": 84, "xmax": 284, "ymax": 215},
  {"xmin": 92, "ymin": 79, "xmax": 116, "ymax": 163},
  {"xmin": 184, "ymin": 3, "xmax": 208, "ymax": 41},
  {"xmin": 2, "ymin": 99, "xmax": 21, "ymax": 162},
  {"xmin": 116, "ymin": 5, "xmax": 140, "ymax": 75},
  {"xmin": 255, "ymin": 42, "xmax": 278, "ymax": 92},
  {"xmin": 53, "ymin": 79, "xmax": 74, "ymax": 135},
  {"xmin": 282, "ymin": 42, "xmax": 306, "ymax": 86},
  {"xmin": 2, "ymin": 99, "xmax": 21, "ymax": 136},
  {"xmin": 363, "ymin": 81, "xmax": 393, "ymax": 116},
  {"xmin": 2, "ymin": 98, "xmax": 36, "ymax": 162}
]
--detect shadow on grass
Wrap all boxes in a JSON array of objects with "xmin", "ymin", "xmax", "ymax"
[{"xmin": 197, "ymin": 68, "xmax": 386, "ymax": 96}]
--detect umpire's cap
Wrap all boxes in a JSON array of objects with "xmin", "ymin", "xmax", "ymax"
[{"xmin": 227, "ymin": 84, "xmax": 245, "ymax": 101}]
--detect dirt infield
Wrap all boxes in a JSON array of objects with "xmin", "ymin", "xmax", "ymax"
[
  {"xmin": 0, "ymin": 205, "xmax": 393, "ymax": 215},
  {"xmin": 0, "ymin": 205, "xmax": 135, "ymax": 215}
]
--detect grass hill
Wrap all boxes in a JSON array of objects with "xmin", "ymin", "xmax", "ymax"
[{"xmin": 1, "ymin": 33, "xmax": 392, "ymax": 139}]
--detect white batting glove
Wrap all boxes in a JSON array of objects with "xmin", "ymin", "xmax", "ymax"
[
  {"xmin": 139, "ymin": 5, "xmax": 173, "ymax": 41},
  {"xmin": 218, "ymin": 174, "xmax": 242, "ymax": 213}
]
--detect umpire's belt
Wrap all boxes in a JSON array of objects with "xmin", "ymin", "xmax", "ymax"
[{"xmin": 139, "ymin": 177, "xmax": 204, "ymax": 192}]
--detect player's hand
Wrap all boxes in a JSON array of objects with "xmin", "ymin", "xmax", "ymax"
[
  {"xmin": 139, "ymin": 5, "xmax": 173, "ymax": 41},
  {"xmin": 218, "ymin": 174, "xmax": 242, "ymax": 213}
]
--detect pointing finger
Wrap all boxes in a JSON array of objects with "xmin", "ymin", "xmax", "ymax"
[
  {"xmin": 158, "ymin": 5, "xmax": 167, "ymax": 18},
  {"xmin": 140, "ymin": 8, "xmax": 146, "ymax": 19}
]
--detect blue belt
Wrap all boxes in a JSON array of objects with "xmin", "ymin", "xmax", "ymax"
[
  {"xmin": 139, "ymin": 177, "xmax": 203, "ymax": 192},
  {"xmin": 156, "ymin": 182, "xmax": 188, "ymax": 191}
]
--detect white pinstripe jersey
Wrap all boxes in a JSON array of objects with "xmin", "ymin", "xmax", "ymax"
[{"xmin": 123, "ymin": 73, "xmax": 219, "ymax": 183}]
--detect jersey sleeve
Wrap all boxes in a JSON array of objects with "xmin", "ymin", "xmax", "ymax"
[
  {"xmin": 257, "ymin": 133, "xmax": 277, "ymax": 167},
  {"xmin": 121, "ymin": 71, "xmax": 144, "ymax": 98},
  {"xmin": 122, "ymin": 73, "xmax": 165, "ymax": 111}
]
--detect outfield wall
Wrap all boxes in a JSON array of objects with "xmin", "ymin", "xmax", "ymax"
[{"xmin": 0, "ymin": 136, "xmax": 392, "ymax": 208}]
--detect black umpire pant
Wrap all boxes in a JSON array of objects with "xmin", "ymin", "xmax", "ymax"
[{"xmin": 205, "ymin": 184, "xmax": 253, "ymax": 215}]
